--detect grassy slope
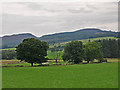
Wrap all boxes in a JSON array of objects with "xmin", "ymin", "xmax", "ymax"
[
  {"xmin": 2, "ymin": 62, "xmax": 118, "ymax": 88},
  {"xmin": 0, "ymin": 48, "xmax": 16, "ymax": 50},
  {"xmin": 56, "ymin": 36, "xmax": 118, "ymax": 45}
]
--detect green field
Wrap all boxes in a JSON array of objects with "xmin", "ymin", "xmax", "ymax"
[
  {"xmin": 57, "ymin": 37, "xmax": 118, "ymax": 45},
  {"xmin": 2, "ymin": 62, "xmax": 118, "ymax": 88},
  {"xmin": 0, "ymin": 48, "xmax": 16, "ymax": 50}
]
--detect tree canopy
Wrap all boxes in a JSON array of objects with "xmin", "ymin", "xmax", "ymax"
[
  {"xmin": 84, "ymin": 42, "xmax": 104, "ymax": 63},
  {"xmin": 16, "ymin": 38, "xmax": 49, "ymax": 66},
  {"xmin": 96, "ymin": 39, "xmax": 119, "ymax": 58},
  {"xmin": 62, "ymin": 41, "xmax": 84, "ymax": 64}
]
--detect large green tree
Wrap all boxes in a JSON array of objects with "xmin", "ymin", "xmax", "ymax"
[
  {"xmin": 62, "ymin": 41, "xmax": 84, "ymax": 64},
  {"xmin": 84, "ymin": 42, "xmax": 104, "ymax": 63},
  {"xmin": 16, "ymin": 38, "xmax": 49, "ymax": 66}
]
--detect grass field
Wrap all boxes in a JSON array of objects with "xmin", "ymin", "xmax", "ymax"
[
  {"xmin": 0, "ymin": 48, "xmax": 16, "ymax": 51},
  {"xmin": 57, "ymin": 37, "xmax": 118, "ymax": 45},
  {"xmin": 2, "ymin": 62, "xmax": 118, "ymax": 88}
]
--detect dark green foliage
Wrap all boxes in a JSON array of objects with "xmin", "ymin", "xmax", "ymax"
[
  {"xmin": 62, "ymin": 41, "xmax": 84, "ymax": 64},
  {"xmin": 96, "ymin": 39, "xmax": 119, "ymax": 58},
  {"xmin": 48, "ymin": 45, "xmax": 64, "ymax": 52},
  {"xmin": 84, "ymin": 42, "xmax": 104, "ymax": 63},
  {"xmin": 16, "ymin": 38, "xmax": 49, "ymax": 66},
  {"xmin": 0, "ymin": 50, "xmax": 16, "ymax": 60}
]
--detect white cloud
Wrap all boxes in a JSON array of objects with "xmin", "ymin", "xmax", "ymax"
[
  {"xmin": 1, "ymin": 2, "xmax": 118, "ymax": 37},
  {"xmin": 1, "ymin": 0, "xmax": 119, "ymax": 2}
]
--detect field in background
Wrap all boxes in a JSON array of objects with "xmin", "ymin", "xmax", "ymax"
[
  {"xmin": 2, "ymin": 62, "xmax": 118, "ymax": 88},
  {"xmin": 1, "ymin": 58, "xmax": 118, "ymax": 67},
  {"xmin": 56, "ymin": 37, "xmax": 118, "ymax": 45},
  {"xmin": 0, "ymin": 48, "xmax": 16, "ymax": 51}
]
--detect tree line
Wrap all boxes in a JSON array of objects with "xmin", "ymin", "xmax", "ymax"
[
  {"xmin": 1, "ymin": 38, "xmax": 119, "ymax": 66},
  {"xmin": 62, "ymin": 41, "xmax": 104, "ymax": 64},
  {"xmin": 95, "ymin": 39, "xmax": 119, "ymax": 58},
  {"xmin": 0, "ymin": 50, "xmax": 16, "ymax": 60}
]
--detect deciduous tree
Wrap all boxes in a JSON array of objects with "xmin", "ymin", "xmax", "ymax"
[
  {"xmin": 16, "ymin": 38, "xmax": 49, "ymax": 66},
  {"xmin": 84, "ymin": 42, "xmax": 104, "ymax": 63},
  {"xmin": 62, "ymin": 41, "xmax": 84, "ymax": 64}
]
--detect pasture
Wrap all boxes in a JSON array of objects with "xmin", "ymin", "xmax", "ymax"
[
  {"xmin": 1, "ymin": 36, "xmax": 119, "ymax": 88},
  {"xmin": 2, "ymin": 62, "xmax": 118, "ymax": 88}
]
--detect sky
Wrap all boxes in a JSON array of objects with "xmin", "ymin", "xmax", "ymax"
[{"xmin": 0, "ymin": 0, "xmax": 119, "ymax": 37}]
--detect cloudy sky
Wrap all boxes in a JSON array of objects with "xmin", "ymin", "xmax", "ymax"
[{"xmin": 1, "ymin": 1, "xmax": 118, "ymax": 37}]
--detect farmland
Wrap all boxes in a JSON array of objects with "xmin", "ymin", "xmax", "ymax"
[
  {"xmin": 1, "ymin": 36, "xmax": 119, "ymax": 88},
  {"xmin": 2, "ymin": 62, "xmax": 118, "ymax": 88}
]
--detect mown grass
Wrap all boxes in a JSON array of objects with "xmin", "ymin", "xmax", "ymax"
[{"xmin": 2, "ymin": 62, "xmax": 118, "ymax": 88}]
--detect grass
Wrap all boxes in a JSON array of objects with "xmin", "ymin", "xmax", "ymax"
[
  {"xmin": 2, "ymin": 62, "xmax": 118, "ymax": 88},
  {"xmin": 0, "ymin": 48, "xmax": 16, "ymax": 50},
  {"xmin": 1, "ymin": 58, "xmax": 118, "ymax": 66},
  {"xmin": 58, "ymin": 37, "xmax": 118, "ymax": 45}
]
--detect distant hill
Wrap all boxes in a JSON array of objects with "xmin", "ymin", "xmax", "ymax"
[
  {"xmin": 1, "ymin": 33, "xmax": 37, "ymax": 49},
  {"xmin": 1, "ymin": 28, "xmax": 118, "ymax": 49},
  {"xmin": 38, "ymin": 28, "xmax": 118, "ymax": 44}
]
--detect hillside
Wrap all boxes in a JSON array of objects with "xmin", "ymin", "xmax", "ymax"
[
  {"xmin": 56, "ymin": 37, "xmax": 118, "ymax": 46},
  {"xmin": 1, "ymin": 28, "xmax": 118, "ymax": 49},
  {"xmin": 38, "ymin": 28, "xmax": 118, "ymax": 44},
  {"xmin": 1, "ymin": 33, "xmax": 37, "ymax": 49}
]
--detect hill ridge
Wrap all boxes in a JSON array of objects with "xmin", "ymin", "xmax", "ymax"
[{"xmin": 38, "ymin": 28, "xmax": 118, "ymax": 44}]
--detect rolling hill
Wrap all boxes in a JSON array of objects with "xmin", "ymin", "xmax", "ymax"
[
  {"xmin": 1, "ymin": 33, "xmax": 37, "ymax": 49},
  {"xmin": 1, "ymin": 28, "xmax": 118, "ymax": 49},
  {"xmin": 38, "ymin": 28, "xmax": 118, "ymax": 44}
]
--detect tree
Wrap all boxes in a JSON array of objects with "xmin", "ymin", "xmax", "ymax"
[
  {"xmin": 96, "ymin": 39, "xmax": 119, "ymax": 58},
  {"xmin": 48, "ymin": 45, "xmax": 63, "ymax": 63},
  {"xmin": 84, "ymin": 42, "xmax": 104, "ymax": 63},
  {"xmin": 16, "ymin": 38, "xmax": 49, "ymax": 66},
  {"xmin": 1, "ymin": 50, "xmax": 16, "ymax": 60},
  {"xmin": 53, "ymin": 46, "xmax": 63, "ymax": 63},
  {"xmin": 62, "ymin": 41, "xmax": 84, "ymax": 64}
]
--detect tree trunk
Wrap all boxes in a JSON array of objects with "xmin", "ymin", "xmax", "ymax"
[
  {"xmin": 56, "ymin": 59, "xmax": 58, "ymax": 63},
  {"xmin": 31, "ymin": 62, "xmax": 33, "ymax": 67}
]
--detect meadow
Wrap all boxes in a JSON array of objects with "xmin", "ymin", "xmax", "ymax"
[
  {"xmin": 1, "ymin": 37, "xmax": 119, "ymax": 88},
  {"xmin": 2, "ymin": 62, "xmax": 118, "ymax": 88}
]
